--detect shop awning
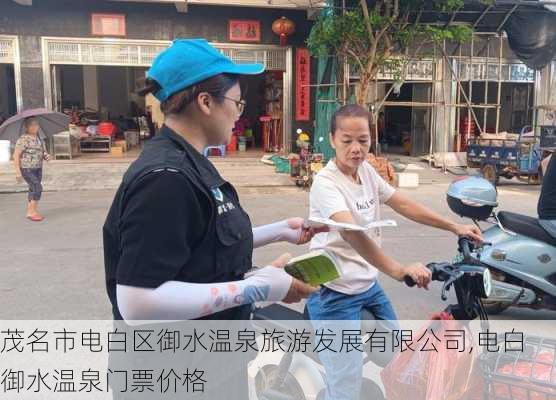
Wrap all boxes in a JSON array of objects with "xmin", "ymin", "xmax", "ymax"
[{"xmin": 108, "ymin": 0, "xmax": 326, "ymax": 11}]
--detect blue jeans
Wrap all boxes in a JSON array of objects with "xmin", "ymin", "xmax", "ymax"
[
  {"xmin": 21, "ymin": 168, "xmax": 43, "ymax": 201},
  {"xmin": 306, "ymin": 283, "xmax": 399, "ymax": 400},
  {"xmin": 540, "ymin": 219, "xmax": 556, "ymax": 238}
]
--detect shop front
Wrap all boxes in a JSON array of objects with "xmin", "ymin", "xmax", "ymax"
[
  {"xmin": 0, "ymin": 35, "xmax": 22, "ymax": 121},
  {"xmin": 0, "ymin": 0, "xmax": 315, "ymax": 160},
  {"xmin": 354, "ymin": 59, "xmax": 435, "ymax": 157},
  {"xmin": 40, "ymin": 37, "xmax": 293, "ymax": 158}
]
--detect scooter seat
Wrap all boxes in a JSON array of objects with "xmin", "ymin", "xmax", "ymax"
[{"xmin": 498, "ymin": 211, "xmax": 556, "ymax": 247}]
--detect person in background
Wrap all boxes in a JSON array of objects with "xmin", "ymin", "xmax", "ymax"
[
  {"xmin": 13, "ymin": 117, "xmax": 51, "ymax": 222},
  {"xmin": 539, "ymin": 152, "xmax": 555, "ymax": 237},
  {"xmin": 145, "ymin": 105, "xmax": 156, "ymax": 138}
]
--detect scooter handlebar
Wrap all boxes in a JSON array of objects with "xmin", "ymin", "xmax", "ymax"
[
  {"xmin": 404, "ymin": 263, "xmax": 441, "ymax": 287},
  {"xmin": 458, "ymin": 237, "xmax": 474, "ymax": 261}
]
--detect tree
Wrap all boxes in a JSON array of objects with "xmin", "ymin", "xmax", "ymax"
[{"xmin": 307, "ymin": 0, "xmax": 474, "ymax": 107}]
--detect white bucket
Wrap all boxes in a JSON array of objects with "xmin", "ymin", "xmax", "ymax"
[{"xmin": 0, "ymin": 140, "xmax": 10, "ymax": 163}]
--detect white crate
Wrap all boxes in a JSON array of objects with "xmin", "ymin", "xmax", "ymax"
[{"xmin": 397, "ymin": 172, "xmax": 419, "ymax": 188}]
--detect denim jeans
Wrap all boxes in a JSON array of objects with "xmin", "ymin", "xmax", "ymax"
[
  {"xmin": 306, "ymin": 283, "xmax": 399, "ymax": 400},
  {"xmin": 20, "ymin": 168, "xmax": 43, "ymax": 201},
  {"xmin": 540, "ymin": 219, "xmax": 556, "ymax": 238}
]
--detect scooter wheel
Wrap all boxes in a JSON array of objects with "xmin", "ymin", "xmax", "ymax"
[
  {"xmin": 316, "ymin": 379, "xmax": 385, "ymax": 400},
  {"xmin": 482, "ymin": 301, "xmax": 510, "ymax": 315},
  {"xmin": 361, "ymin": 379, "xmax": 385, "ymax": 400},
  {"xmin": 255, "ymin": 365, "xmax": 306, "ymax": 400}
]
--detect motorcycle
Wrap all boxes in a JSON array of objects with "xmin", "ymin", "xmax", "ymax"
[
  {"xmin": 447, "ymin": 176, "xmax": 556, "ymax": 314},
  {"xmin": 247, "ymin": 177, "xmax": 556, "ymax": 399},
  {"xmin": 249, "ymin": 237, "xmax": 494, "ymax": 400}
]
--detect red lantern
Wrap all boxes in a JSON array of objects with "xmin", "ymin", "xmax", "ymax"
[{"xmin": 272, "ymin": 17, "xmax": 295, "ymax": 46}]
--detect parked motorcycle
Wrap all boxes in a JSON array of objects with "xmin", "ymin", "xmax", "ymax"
[
  {"xmin": 249, "ymin": 237, "xmax": 493, "ymax": 400},
  {"xmin": 248, "ymin": 177, "xmax": 556, "ymax": 399},
  {"xmin": 447, "ymin": 176, "xmax": 556, "ymax": 314}
]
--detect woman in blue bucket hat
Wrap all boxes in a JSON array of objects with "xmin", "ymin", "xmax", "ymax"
[
  {"xmin": 103, "ymin": 39, "xmax": 322, "ymax": 398},
  {"xmin": 104, "ymin": 39, "xmax": 319, "ymax": 322}
]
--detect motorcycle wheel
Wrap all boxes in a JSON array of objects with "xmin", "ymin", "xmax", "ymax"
[
  {"xmin": 316, "ymin": 380, "xmax": 385, "ymax": 400},
  {"xmin": 255, "ymin": 365, "xmax": 306, "ymax": 400},
  {"xmin": 482, "ymin": 301, "xmax": 510, "ymax": 315},
  {"xmin": 361, "ymin": 379, "xmax": 385, "ymax": 400}
]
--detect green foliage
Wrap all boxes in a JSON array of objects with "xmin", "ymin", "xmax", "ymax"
[
  {"xmin": 432, "ymin": 0, "xmax": 465, "ymax": 12},
  {"xmin": 307, "ymin": 0, "xmax": 472, "ymax": 67},
  {"xmin": 307, "ymin": 10, "xmax": 368, "ymax": 57},
  {"xmin": 307, "ymin": 0, "xmax": 475, "ymax": 104}
]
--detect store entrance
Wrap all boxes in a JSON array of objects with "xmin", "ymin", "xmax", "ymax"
[
  {"xmin": 49, "ymin": 64, "xmax": 153, "ymax": 159},
  {"xmin": 231, "ymin": 70, "xmax": 284, "ymax": 155},
  {"xmin": 458, "ymin": 81, "xmax": 533, "ymax": 134},
  {"xmin": 382, "ymin": 82, "xmax": 432, "ymax": 156},
  {"xmin": 0, "ymin": 63, "xmax": 17, "ymax": 123}
]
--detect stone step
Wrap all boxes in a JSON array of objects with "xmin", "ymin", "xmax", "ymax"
[{"xmin": 0, "ymin": 157, "xmax": 292, "ymax": 192}]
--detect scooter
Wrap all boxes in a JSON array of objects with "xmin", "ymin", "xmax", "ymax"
[
  {"xmin": 249, "ymin": 237, "xmax": 494, "ymax": 400},
  {"xmin": 447, "ymin": 176, "xmax": 556, "ymax": 314}
]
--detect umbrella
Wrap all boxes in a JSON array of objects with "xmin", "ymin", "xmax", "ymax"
[{"xmin": 0, "ymin": 108, "xmax": 70, "ymax": 146}]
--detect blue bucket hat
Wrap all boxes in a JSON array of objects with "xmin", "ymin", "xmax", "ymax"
[{"xmin": 147, "ymin": 38, "xmax": 265, "ymax": 102}]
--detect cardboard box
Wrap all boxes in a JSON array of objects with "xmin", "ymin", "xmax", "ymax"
[
  {"xmin": 111, "ymin": 146, "xmax": 124, "ymax": 157},
  {"xmin": 114, "ymin": 140, "xmax": 127, "ymax": 152}
]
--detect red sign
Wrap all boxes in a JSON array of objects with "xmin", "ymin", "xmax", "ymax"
[
  {"xmin": 228, "ymin": 20, "xmax": 261, "ymax": 43},
  {"xmin": 91, "ymin": 14, "xmax": 126, "ymax": 37},
  {"xmin": 296, "ymin": 48, "xmax": 311, "ymax": 121}
]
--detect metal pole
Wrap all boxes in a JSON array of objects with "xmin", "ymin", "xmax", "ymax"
[
  {"xmin": 437, "ymin": 44, "xmax": 484, "ymax": 135},
  {"xmin": 484, "ymin": 37, "xmax": 490, "ymax": 133},
  {"xmin": 495, "ymin": 34, "xmax": 503, "ymax": 133},
  {"xmin": 469, "ymin": 33, "xmax": 474, "ymax": 139},
  {"xmin": 430, "ymin": 42, "xmax": 437, "ymax": 166},
  {"xmin": 342, "ymin": 0, "xmax": 348, "ymax": 106},
  {"xmin": 456, "ymin": 45, "xmax": 462, "ymax": 152},
  {"xmin": 374, "ymin": 70, "xmax": 379, "ymax": 154},
  {"xmin": 442, "ymin": 41, "xmax": 448, "ymax": 172}
]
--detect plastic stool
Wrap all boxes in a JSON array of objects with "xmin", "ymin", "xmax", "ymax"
[{"xmin": 203, "ymin": 145, "xmax": 226, "ymax": 157}]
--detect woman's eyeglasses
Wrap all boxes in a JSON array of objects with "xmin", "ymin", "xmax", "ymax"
[{"xmin": 219, "ymin": 96, "xmax": 246, "ymax": 115}]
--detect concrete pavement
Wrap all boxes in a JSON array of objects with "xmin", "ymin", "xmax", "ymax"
[
  {"xmin": 0, "ymin": 156, "xmax": 294, "ymax": 193},
  {"xmin": 0, "ymin": 151, "xmax": 463, "ymax": 194},
  {"xmin": 1, "ymin": 180, "xmax": 553, "ymax": 321}
]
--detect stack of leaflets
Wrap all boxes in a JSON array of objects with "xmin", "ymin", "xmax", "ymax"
[{"xmin": 284, "ymin": 250, "xmax": 341, "ymax": 286}]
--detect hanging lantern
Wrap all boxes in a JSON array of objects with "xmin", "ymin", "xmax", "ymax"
[{"xmin": 272, "ymin": 16, "xmax": 295, "ymax": 46}]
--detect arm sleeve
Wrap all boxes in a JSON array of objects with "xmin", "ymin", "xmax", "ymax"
[
  {"xmin": 116, "ymin": 266, "xmax": 293, "ymax": 323},
  {"xmin": 116, "ymin": 170, "xmax": 205, "ymax": 288},
  {"xmin": 310, "ymin": 176, "xmax": 350, "ymax": 219},
  {"xmin": 252, "ymin": 220, "xmax": 302, "ymax": 248}
]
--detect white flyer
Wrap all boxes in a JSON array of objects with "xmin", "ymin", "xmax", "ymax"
[{"xmin": 307, "ymin": 217, "xmax": 397, "ymax": 231}]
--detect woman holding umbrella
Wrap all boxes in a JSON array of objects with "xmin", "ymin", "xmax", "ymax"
[{"xmin": 13, "ymin": 117, "xmax": 51, "ymax": 221}]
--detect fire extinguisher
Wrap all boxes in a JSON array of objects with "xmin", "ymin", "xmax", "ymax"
[{"xmin": 459, "ymin": 115, "xmax": 476, "ymax": 152}]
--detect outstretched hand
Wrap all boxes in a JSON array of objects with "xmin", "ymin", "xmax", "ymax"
[{"xmin": 286, "ymin": 217, "xmax": 329, "ymax": 245}]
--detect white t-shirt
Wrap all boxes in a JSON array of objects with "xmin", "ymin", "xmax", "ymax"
[{"xmin": 309, "ymin": 159, "xmax": 396, "ymax": 295}]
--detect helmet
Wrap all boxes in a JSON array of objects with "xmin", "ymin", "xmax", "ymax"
[{"xmin": 447, "ymin": 176, "xmax": 498, "ymax": 220}]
